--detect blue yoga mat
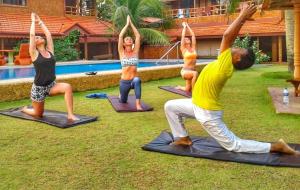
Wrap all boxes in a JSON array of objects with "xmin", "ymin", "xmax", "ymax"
[{"xmin": 86, "ymin": 93, "xmax": 107, "ymax": 99}]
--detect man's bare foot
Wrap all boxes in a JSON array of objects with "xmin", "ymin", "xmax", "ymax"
[
  {"xmin": 68, "ymin": 114, "xmax": 80, "ymax": 121},
  {"xmin": 271, "ymin": 139, "xmax": 298, "ymax": 155},
  {"xmin": 170, "ymin": 137, "xmax": 193, "ymax": 146}
]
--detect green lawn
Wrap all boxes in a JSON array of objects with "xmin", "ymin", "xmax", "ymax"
[{"xmin": 0, "ymin": 65, "xmax": 299, "ymax": 190}]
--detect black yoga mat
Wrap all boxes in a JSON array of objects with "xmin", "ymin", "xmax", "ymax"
[
  {"xmin": 0, "ymin": 107, "xmax": 97, "ymax": 128},
  {"xmin": 107, "ymin": 95, "xmax": 153, "ymax": 112},
  {"xmin": 159, "ymin": 86, "xmax": 191, "ymax": 98},
  {"xmin": 142, "ymin": 131, "xmax": 300, "ymax": 168}
]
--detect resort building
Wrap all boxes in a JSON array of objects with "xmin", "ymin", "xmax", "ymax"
[
  {"xmin": 142, "ymin": 0, "xmax": 286, "ymax": 63},
  {"xmin": 0, "ymin": 0, "xmax": 288, "ymax": 63},
  {"xmin": 0, "ymin": 0, "xmax": 117, "ymax": 61}
]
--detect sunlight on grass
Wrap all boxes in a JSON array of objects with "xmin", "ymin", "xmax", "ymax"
[{"xmin": 0, "ymin": 65, "xmax": 299, "ymax": 189}]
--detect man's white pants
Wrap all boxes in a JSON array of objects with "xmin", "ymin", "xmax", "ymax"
[{"xmin": 164, "ymin": 99, "xmax": 271, "ymax": 153}]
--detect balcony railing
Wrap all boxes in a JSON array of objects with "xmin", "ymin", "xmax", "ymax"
[
  {"xmin": 65, "ymin": 6, "xmax": 96, "ymax": 17},
  {"xmin": 166, "ymin": 1, "xmax": 257, "ymax": 19}
]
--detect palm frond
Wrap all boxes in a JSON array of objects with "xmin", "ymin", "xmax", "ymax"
[
  {"xmin": 112, "ymin": 6, "xmax": 131, "ymax": 31},
  {"xmin": 135, "ymin": 0, "xmax": 172, "ymax": 30},
  {"xmin": 127, "ymin": 0, "xmax": 141, "ymax": 17},
  {"xmin": 225, "ymin": 0, "xmax": 241, "ymax": 13},
  {"xmin": 139, "ymin": 28, "xmax": 170, "ymax": 45},
  {"xmin": 135, "ymin": 0, "xmax": 165, "ymax": 23},
  {"xmin": 114, "ymin": 0, "xmax": 127, "ymax": 7},
  {"xmin": 111, "ymin": 0, "xmax": 171, "ymax": 45}
]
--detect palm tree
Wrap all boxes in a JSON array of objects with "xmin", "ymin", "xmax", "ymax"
[{"xmin": 112, "ymin": 0, "xmax": 171, "ymax": 45}]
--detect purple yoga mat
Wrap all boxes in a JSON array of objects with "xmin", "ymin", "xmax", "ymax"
[
  {"xmin": 159, "ymin": 86, "xmax": 191, "ymax": 98},
  {"xmin": 107, "ymin": 95, "xmax": 153, "ymax": 112}
]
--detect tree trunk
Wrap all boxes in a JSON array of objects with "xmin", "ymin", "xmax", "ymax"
[{"xmin": 285, "ymin": 10, "xmax": 295, "ymax": 72}]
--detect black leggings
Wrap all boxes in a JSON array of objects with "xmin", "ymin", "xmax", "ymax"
[{"xmin": 119, "ymin": 77, "xmax": 141, "ymax": 103}]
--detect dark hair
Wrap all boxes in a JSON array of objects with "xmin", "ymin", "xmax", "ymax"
[
  {"xmin": 123, "ymin": 36, "xmax": 134, "ymax": 43},
  {"xmin": 35, "ymin": 36, "xmax": 47, "ymax": 47},
  {"xmin": 36, "ymin": 36, "xmax": 45, "ymax": 40},
  {"xmin": 233, "ymin": 48, "xmax": 255, "ymax": 70}
]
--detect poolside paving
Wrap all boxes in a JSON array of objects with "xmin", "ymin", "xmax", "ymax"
[{"xmin": 268, "ymin": 87, "xmax": 300, "ymax": 115}]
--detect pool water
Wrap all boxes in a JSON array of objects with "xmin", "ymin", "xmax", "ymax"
[{"xmin": 0, "ymin": 61, "xmax": 177, "ymax": 80}]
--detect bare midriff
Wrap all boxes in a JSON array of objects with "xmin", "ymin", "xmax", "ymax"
[
  {"xmin": 121, "ymin": 66, "xmax": 137, "ymax": 80},
  {"xmin": 183, "ymin": 50, "xmax": 197, "ymax": 70}
]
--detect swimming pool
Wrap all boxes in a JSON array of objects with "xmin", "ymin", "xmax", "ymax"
[{"xmin": 0, "ymin": 61, "xmax": 181, "ymax": 80}]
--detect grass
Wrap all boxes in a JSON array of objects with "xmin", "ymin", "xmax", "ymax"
[{"xmin": 0, "ymin": 65, "xmax": 299, "ymax": 190}]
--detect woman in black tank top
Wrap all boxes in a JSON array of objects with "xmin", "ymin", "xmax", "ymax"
[{"xmin": 22, "ymin": 13, "xmax": 79, "ymax": 121}]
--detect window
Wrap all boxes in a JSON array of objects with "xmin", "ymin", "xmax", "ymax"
[
  {"xmin": 0, "ymin": 0, "xmax": 27, "ymax": 6},
  {"xmin": 65, "ymin": 0, "xmax": 96, "ymax": 16}
]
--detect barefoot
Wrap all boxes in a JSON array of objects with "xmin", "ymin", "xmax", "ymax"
[
  {"xmin": 136, "ymin": 102, "xmax": 143, "ymax": 111},
  {"xmin": 175, "ymin": 86, "xmax": 186, "ymax": 91},
  {"xmin": 271, "ymin": 139, "xmax": 298, "ymax": 155},
  {"xmin": 136, "ymin": 105, "xmax": 143, "ymax": 111},
  {"xmin": 21, "ymin": 106, "xmax": 28, "ymax": 113},
  {"xmin": 136, "ymin": 100, "xmax": 143, "ymax": 111},
  {"xmin": 21, "ymin": 106, "xmax": 42, "ymax": 118},
  {"xmin": 176, "ymin": 86, "xmax": 192, "ymax": 93},
  {"xmin": 68, "ymin": 114, "xmax": 80, "ymax": 121},
  {"xmin": 170, "ymin": 137, "xmax": 193, "ymax": 146}
]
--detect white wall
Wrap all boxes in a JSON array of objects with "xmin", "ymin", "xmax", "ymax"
[{"xmin": 196, "ymin": 38, "xmax": 222, "ymax": 57}]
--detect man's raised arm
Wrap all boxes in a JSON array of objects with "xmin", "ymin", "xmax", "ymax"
[{"xmin": 220, "ymin": 4, "xmax": 257, "ymax": 53}]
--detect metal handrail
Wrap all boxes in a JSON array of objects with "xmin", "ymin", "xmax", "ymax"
[{"xmin": 155, "ymin": 41, "xmax": 181, "ymax": 65}]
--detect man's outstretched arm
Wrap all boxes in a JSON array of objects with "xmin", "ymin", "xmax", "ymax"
[{"xmin": 220, "ymin": 4, "xmax": 257, "ymax": 53}]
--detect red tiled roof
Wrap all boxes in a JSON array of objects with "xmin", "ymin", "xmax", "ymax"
[
  {"xmin": 0, "ymin": 12, "xmax": 285, "ymax": 40},
  {"xmin": 165, "ymin": 16, "xmax": 285, "ymax": 39},
  {"xmin": 0, "ymin": 13, "xmax": 114, "ymax": 38}
]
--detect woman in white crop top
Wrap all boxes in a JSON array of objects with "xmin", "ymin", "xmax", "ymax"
[{"xmin": 118, "ymin": 15, "xmax": 143, "ymax": 111}]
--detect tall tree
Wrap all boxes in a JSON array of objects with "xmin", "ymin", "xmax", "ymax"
[{"xmin": 111, "ymin": 0, "xmax": 171, "ymax": 45}]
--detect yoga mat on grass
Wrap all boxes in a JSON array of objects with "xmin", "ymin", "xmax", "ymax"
[
  {"xmin": 0, "ymin": 107, "xmax": 97, "ymax": 128},
  {"xmin": 159, "ymin": 86, "xmax": 191, "ymax": 98},
  {"xmin": 107, "ymin": 95, "xmax": 153, "ymax": 112},
  {"xmin": 142, "ymin": 131, "xmax": 300, "ymax": 168}
]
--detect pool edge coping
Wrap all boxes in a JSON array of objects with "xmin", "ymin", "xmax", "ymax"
[{"xmin": 0, "ymin": 62, "xmax": 209, "ymax": 85}]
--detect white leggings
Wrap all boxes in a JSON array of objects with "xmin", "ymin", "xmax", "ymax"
[{"xmin": 164, "ymin": 99, "xmax": 271, "ymax": 153}]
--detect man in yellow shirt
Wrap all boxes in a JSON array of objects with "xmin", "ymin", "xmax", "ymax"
[{"xmin": 164, "ymin": 4, "xmax": 298, "ymax": 155}]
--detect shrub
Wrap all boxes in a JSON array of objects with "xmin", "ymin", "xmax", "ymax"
[
  {"xmin": 13, "ymin": 30, "xmax": 81, "ymax": 62},
  {"xmin": 233, "ymin": 35, "xmax": 270, "ymax": 64},
  {"xmin": 54, "ymin": 30, "xmax": 80, "ymax": 61}
]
